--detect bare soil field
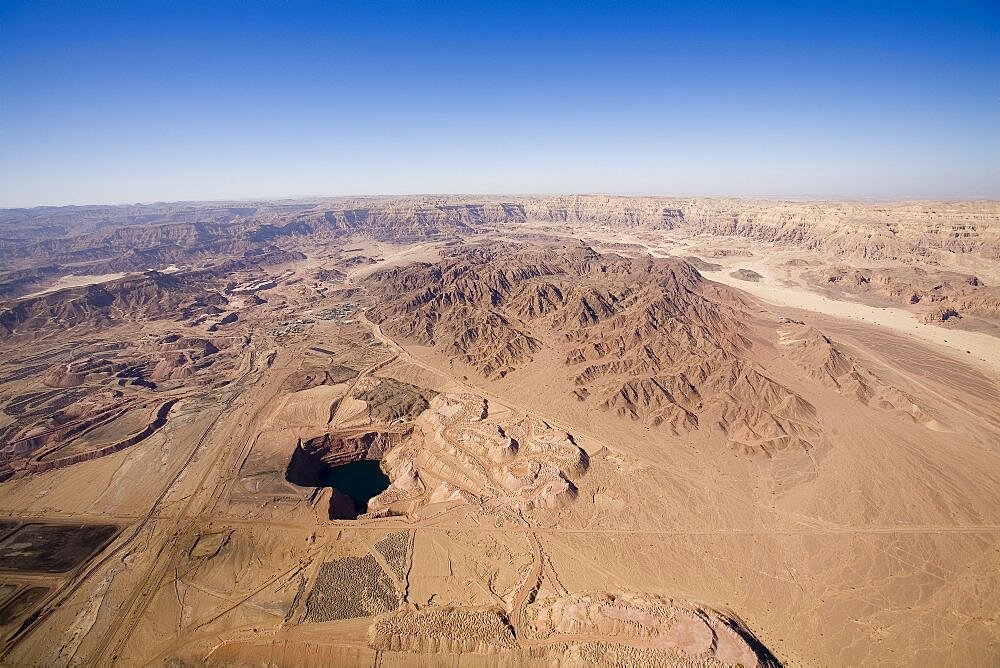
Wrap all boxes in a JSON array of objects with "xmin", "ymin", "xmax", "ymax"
[
  {"xmin": 0, "ymin": 197, "xmax": 997, "ymax": 666},
  {"xmin": 0, "ymin": 523, "xmax": 119, "ymax": 573}
]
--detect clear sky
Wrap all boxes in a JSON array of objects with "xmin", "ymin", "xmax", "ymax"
[{"xmin": 1, "ymin": 0, "xmax": 998, "ymax": 206}]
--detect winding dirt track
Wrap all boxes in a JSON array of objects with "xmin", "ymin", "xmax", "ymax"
[
  {"xmin": 0, "ymin": 344, "xmax": 259, "ymax": 661},
  {"xmin": 79, "ymin": 342, "xmax": 276, "ymax": 666},
  {"xmin": 8, "ymin": 263, "xmax": 997, "ymax": 665},
  {"xmin": 87, "ymin": 312, "xmax": 411, "ymax": 664},
  {"xmin": 509, "ymin": 530, "xmax": 543, "ymax": 638}
]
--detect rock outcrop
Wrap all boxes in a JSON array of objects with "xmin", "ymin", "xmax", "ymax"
[
  {"xmin": 368, "ymin": 242, "xmax": 821, "ymax": 455},
  {"xmin": 778, "ymin": 324, "xmax": 933, "ymax": 425}
]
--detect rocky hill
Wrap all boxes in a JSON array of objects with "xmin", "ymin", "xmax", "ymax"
[
  {"xmin": 804, "ymin": 264, "xmax": 1000, "ymax": 319},
  {"xmin": 367, "ymin": 242, "xmax": 822, "ymax": 455},
  {"xmin": 0, "ymin": 271, "xmax": 230, "ymax": 336}
]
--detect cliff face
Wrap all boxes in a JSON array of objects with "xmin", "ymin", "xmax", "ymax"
[
  {"xmin": 515, "ymin": 196, "xmax": 1000, "ymax": 260},
  {"xmin": 2, "ymin": 197, "xmax": 996, "ymax": 277},
  {"xmin": 517, "ymin": 196, "xmax": 686, "ymax": 229},
  {"xmin": 677, "ymin": 199, "xmax": 1000, "ymax": 260}
]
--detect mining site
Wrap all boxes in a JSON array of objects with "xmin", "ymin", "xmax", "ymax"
[{"xmin": 0, "ymin": 197, "xmax": 997, "ymax": 665}]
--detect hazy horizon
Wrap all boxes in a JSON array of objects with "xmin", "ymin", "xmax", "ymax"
[
  {"xmin": 2, "ymin": 1, "xmax": 998, "ymax": 207},
  {"xmin": 4, "ymin": 191, "xmax": 1000, "ymax": 213}
]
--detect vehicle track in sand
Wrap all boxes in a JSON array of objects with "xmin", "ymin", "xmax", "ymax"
[
  {"xmin": 95, "ymin": 326, "xmax": 407, "ymax": 664},
  {"xmin": 355, "ymin": 309, "xmax": 841, "ymax": 532},
  {"xmin": 189, "ymin": 519, "xmax": 1000, "ymax": 535},
  {"xmin": 0, "ymin": 343, "xmax": 261, "ymax": 662},
  {"xmin": 509, "ymin": 529, "xmax": 543, "ymax": 639},
  {"xmin": 85, "ymin": 341, "xmax": 316, "ymax": 666}
]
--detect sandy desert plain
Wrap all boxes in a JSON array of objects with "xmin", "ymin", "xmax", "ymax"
[{"xmin": 0, "ymin": 196, "xmax": 997, "ymax": 666}]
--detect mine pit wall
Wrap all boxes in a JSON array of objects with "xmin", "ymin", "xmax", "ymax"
[
  {"xmin": 284, "ymin": 442, "xmax": 327, "ymax": 487},
  {"xmin": 24, "ymin": 399, "xmax": 178, "ymax": 473},
  {"xmin": 285, "ymin": 430, "xmax": 408, "ymax": 519},
  {"xmin": 285, "ymin": 431, "xmax": 407, "ymax": 487}
]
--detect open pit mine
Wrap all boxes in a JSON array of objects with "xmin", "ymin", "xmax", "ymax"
[{"xmin": 0, "ymin": 196, "xmax": 998, "ymax": 666}]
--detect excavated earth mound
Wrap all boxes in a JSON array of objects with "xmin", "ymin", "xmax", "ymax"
[
  {"xmin": 354, "ymin": 378, "xmax": 435, "ymax": 423},
  {"xmin": 369, "ymin": 393, "xmax": 588, "ymax": 517},
  {"xmin": 282, "ymin": 364, "xmax": 359, "ymax": 392},
  {"xmin": 526, "ymin": 592, "xmax": 781, "ymax": 668},
  {"xmin": 368, "ymin": 606, "xmax": 517, "ymax": 654},
  {"xmin": 366, "ymin": 593, "xmax": 779, "ymax": 667}
]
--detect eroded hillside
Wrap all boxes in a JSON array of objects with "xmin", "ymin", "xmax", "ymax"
[{"xmin": 0, "ymin": 197, "xmax": 998, "ymax": 667}]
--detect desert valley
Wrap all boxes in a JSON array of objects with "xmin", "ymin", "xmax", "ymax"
[{"xmin": 0, "ymin": 196, "xmax": 998, "ymax": 666}]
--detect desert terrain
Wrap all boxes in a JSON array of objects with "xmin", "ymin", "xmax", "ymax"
[{"xmin": 0, "ymin": 196, "xmax": 998, "ymax": 666}]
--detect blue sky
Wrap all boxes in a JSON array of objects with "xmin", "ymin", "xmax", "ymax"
[{"xmin": 1, "ymin": 0, "xmax": 998, "ymax": 206}]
